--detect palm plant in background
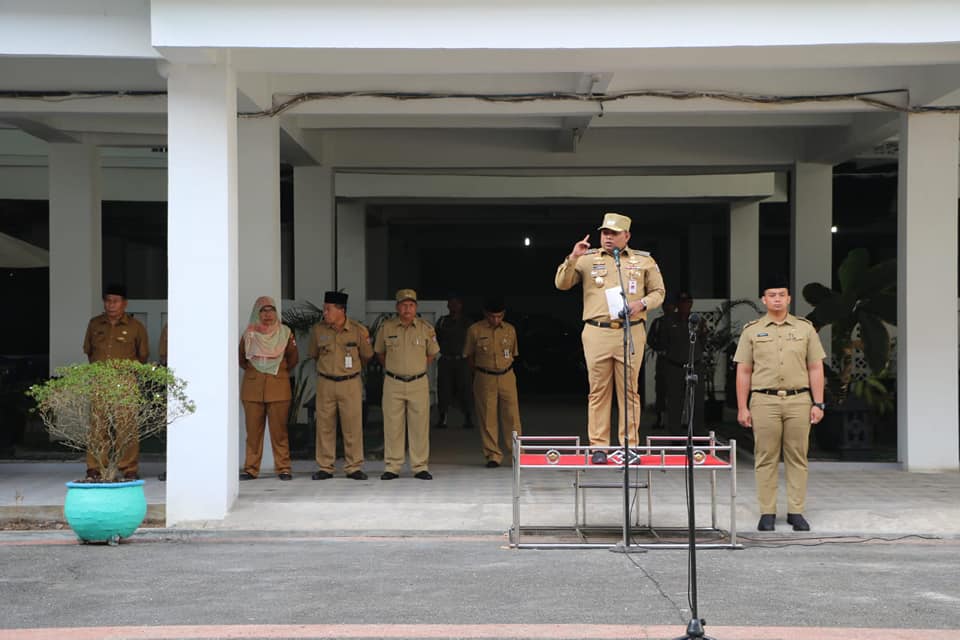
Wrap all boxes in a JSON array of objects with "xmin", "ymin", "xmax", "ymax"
[
  {"xmin": 802, "ymin": 248, "xmax": 897, "ymax": 414},
  {"xmin": 281, "ymin": 300, "xmax": 323, "ymax": 425}
]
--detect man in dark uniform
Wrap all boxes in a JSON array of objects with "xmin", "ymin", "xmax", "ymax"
[
  {"xmin": 82, "ymin": 283, "xmax": 149, "ymax": 480},
  {"xmin": 646, "ymin": 297, "xmax": 677, "ymax": 430},
  {"xmin": 734, "ymin": 275, "xmax": 826, "ymax": 532},
  {"xmin": 307, "ymin": 291, "xmax": 374, "ymax": 480},
  {"xmin": 434, "ymin": 294, "xmax": 473, "ymax": 429},
  {"xmin": 662, "ymin": 292, "xmax": 707, "ymax": 435}
]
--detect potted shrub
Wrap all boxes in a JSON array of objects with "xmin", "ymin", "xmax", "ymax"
[
  {"xmin": 26, "ymin": 360, "xmax": 195, "ymax": 543},
  {"xmin": 802, "ymin": 248, "xmax": 896, "ymax": 457}
]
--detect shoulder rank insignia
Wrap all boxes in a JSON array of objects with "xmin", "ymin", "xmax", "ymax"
[
  {"xmin": 743, "ymin": 319, "xmax": 760, "ymax": 329},
  {"xmin": 584, "ymin": 248, "xmax": 599, "ymax": 255}
]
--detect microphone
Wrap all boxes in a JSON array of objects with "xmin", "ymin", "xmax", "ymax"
[
  {"xmin": 688, "ymin": 312, "xmax": 701, "ymax": 331},
  {"xmin": 612, "ymin": 247, "xmax": 621, "ymax": 266}
]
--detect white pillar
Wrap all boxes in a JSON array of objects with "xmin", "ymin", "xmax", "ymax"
[
  {"xmin": 238, "ymin": 118, "xmax": 281, "ymax": 473},
  {"xmin": 336, "ymin": 200, "xmax": 367, "ymax": 317},
  {"xmin": 729, "ymin": 200, "xmax": 760, "ymax": 326},
  {"xmin": 897, "ymin": 113, "xmax": 960, "ymax": 471},
  {"xmin": 791, "ymin": 163, "xmax": 833, "ymax": 317},
  {"xmin": 166, "ymin": 62, "xmax": 239, "ymax": 523},
  {"xmin": 48, "ymin": 144, "xmax": 101, "ymax": 372},
  {"xmin": 293, "ymin": 166, "xmax": 334, "ymax": 304}
]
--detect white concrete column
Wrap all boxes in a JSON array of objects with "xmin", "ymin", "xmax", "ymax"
[
  {"xmin": 238, "ymin": 117, "xmax": 281, "ymax": 473},
  {"xmin": 48, "ymin": 144, "xmax": 101, "ymax": 372},
  {"xmin": 729, "ymin": 200, "xmax": 760, "ymax": 327},
  {"xmin": 166, "ymin": 62, "xmax": 239, "ymax": 523},
  {"xmin": 791, "ymin": 163, "xmax": 833, "ymax": 317},
  {"xmin": 293, "ymin": 166, "xmax": 334, "ymax": 305},
  {"xmin": 897, "ymin": 113, "xmax": 960, "ymax": 471},
  {"xmin": 336, "ymin": 200, "xmax": 367, "ymax": 317}
]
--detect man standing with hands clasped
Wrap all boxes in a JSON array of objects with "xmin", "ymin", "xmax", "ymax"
[
  {"xmin": 734, "ymin": 275, "xmax": 826, "ymax": 532},
  {"xmin": 555, "ymin": 213, "xmax": 665, "ymax": 464}
]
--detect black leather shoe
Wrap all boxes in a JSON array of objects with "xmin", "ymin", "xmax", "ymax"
[
  {"xmin": 346, "ymin": 470, "xmax": 368, "ymax": 480},
  {"xmin": 757, "ymin": 514, "xmax": 776, "ymax": 531},
  {"xmin": 278, "ymin": 473, "xmax": 293, "ymax": 481},
  {"xmin": 787, "ymin": 513, "xmax": 811, "ymax": 531},
  {"xmin": 591, "ymin": 451, "xmax": 608, "ymax": 465},
  {"xmin": 414, "ymin": 470, "xmax": 433, "ymax": 480},
  {"xmin": 158, "ymin": 472, "xmax": 166, "ymax": 482},
  {"xmin": 485, "ymin": 460, "xmax": 500, "ymax": 468},
  {"xmin": 311, "ymin": 470, "xmax": 333, "ymax": 480},
  {"xmin": 239, "ymin": 472, "xmax": 256, "ymax": 481},
  {"xmin": 434, "ymin": 421, "xmax": 448, "ymax": 429},
  {"xmin": 380, "ymin": 471, "xmax": 399, "ymax": 480}
]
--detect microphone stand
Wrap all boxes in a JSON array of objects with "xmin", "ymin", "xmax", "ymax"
[
  {"xmin": 674, "ymin": 314, "xmax": 714, "ymax": 640},
  {"xmin": 609, "ymin": 248, "xmax": 644, "ymax": 554}
]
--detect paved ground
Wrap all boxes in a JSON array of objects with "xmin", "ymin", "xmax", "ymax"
[{"xmin": 2, "ymin": 396, "xmax": 959, "ymax": 638}]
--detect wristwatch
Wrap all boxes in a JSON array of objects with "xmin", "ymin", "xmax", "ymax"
[{"xmin": 813, "ymin": 402, "xmax": 826, "ymax": 411}]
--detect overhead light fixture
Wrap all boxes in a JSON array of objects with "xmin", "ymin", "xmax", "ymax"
[
  {"xmin": 830, "ymin": 226, "xmax": 838, "ymax": 234},
  {"xmin": 524, "ymin": 236, "xmax": 531, "ymax": 247}
]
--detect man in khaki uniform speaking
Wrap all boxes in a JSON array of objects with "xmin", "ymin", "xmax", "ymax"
[
  {"xmin": 463, "ymin": 297, "xmax": 521, "ymax": 468},
  {"xmin": 555, "ymin": 213, "xmax": 665, "ymax": 462},
  {"xmin": 307, "ymin": 291, "xmax": 374, "ymax": 481},
  {"xmin": 374, "ymin": 289, "xmax": 440, "ymax": 480},
  {"xmin": 734, "ymin": 275, "xmax": 826, "ymax": 532},
  {"xmin": 82, "ymin": 283, "xmax": 149, "ymax": 480}
]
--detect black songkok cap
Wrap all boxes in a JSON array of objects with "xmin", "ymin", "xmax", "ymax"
[
  {"xmin": 483, "ymin": 297, "xmax": 506, "ymax": 313},
  {"xmin": 761, "ymin": 274, "xmax": 790, "ymax": 295},
  {"xmin": 324, "ymin": 291, "xmax": 348, "ymax": 306},
  {"xmin": 103, "ymin": 283, "xmax": 127, "ymax": 299}
]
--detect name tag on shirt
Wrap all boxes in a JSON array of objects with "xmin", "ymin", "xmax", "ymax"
[{"xmin": 345, "ymin": 355, "xmax": 353, "ymax": 369}]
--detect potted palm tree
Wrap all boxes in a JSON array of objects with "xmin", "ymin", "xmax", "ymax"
[
  {"xmin": 802, "ymin": 248, "xmax": 896, "ymax": 457},
  {"xmin": 26, "ymin": 360, "xmax": 195, "ymax": 543}
]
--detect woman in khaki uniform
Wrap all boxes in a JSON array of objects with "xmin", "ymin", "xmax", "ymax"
[
  {"xmin": 463, "ymin": 297, "xmax": 521, "ymax": 468},
  {"xmin": 239, "ymin": 296, "xmax": 298, "ymax": 481}
]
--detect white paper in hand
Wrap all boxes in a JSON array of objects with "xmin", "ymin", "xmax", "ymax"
[{"xmin": 605, "ymin": 286, "xmax": 625, "ymax": 320}]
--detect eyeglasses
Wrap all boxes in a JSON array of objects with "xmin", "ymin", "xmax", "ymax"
[{"xmin": 260, "ymin": 306, "xmax": 277, "ymax": 313}]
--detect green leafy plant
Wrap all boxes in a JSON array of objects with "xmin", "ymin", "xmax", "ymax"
[
  {"xmin": 802, "ymin": 248, "xmax": 896, "ymax": 412},
  {"xmin": 26, "ymin": 360, "xmax": 196, "ymax": 481},
  {"xmin": 281, "ymin": 300, "xmax": 324, "ymax": 424},
  {"xmin": 701, "ymin": 298, "xmax": 765, "ymax": 399}
]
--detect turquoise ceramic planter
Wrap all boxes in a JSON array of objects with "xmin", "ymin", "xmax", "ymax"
[{"xmin": 63, "ymin": 479, "xmax": 147, "ymax": 544}]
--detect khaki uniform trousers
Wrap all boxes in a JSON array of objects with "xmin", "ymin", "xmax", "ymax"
[
  {"xmin": 473, "ymin": 369, "xmax": 521, "ymax": 464},
  {"xmin": 242, "ymin": 400, "xmax": 292, "ymax": 477},
  {"xmin": 581, "ymin": 322, "xmax": 646, "ymax": 447},
  {"xmin": 750, "ymin": 393, "xmax": 811, "ymax": 514},
  {"xmin": 315, "ymin": 376, "xmax": 365, "ymax": 474},
  {"xmin": 382, "ymin": 375, "xmax": 430, "ymax": 474}
]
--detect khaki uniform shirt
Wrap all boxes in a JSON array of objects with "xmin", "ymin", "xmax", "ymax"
[
  {"xmin": 555, "ymin": 246, "xmax": 666, "ymax": 323},
  {"xmin": 307, "ymin": 319, "xmax": 374, "ymax": 377},
  {"xmin": 733, "ymin": 313, "xmax": 826, "ymax": 390},
  {"xmin": 83, "ymin": 313, "xmax": 149, "ymax": 363},
  {"xmin": 239, "ymin": 330, "xmax": 298, "ymax": 402},
  {"xmin": 463, "ymin": 320, "xmax": 519, "ymax": 371},
  {"xmin": 374, "ymin": 317, "xmax": 440, "ymax": 376}
]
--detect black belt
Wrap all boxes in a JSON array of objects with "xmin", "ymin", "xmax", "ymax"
[
  {"xmin": 585, "ymin": 318, "xmax": 645, "ymax": 330},
  {"xmin": 754, "ymin": 388, "xmax": 810, "ymax": 397},
  {"xmin": 318, "ymin": 372, "xmax": 360, "ymax": 382},
  {"xmin": 475, "ymin": 365, "xmax": 513, "ymax": 376},
  {"xmin": 385, "ymin": 371, "xmax": 427, "ymax": 382}
]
